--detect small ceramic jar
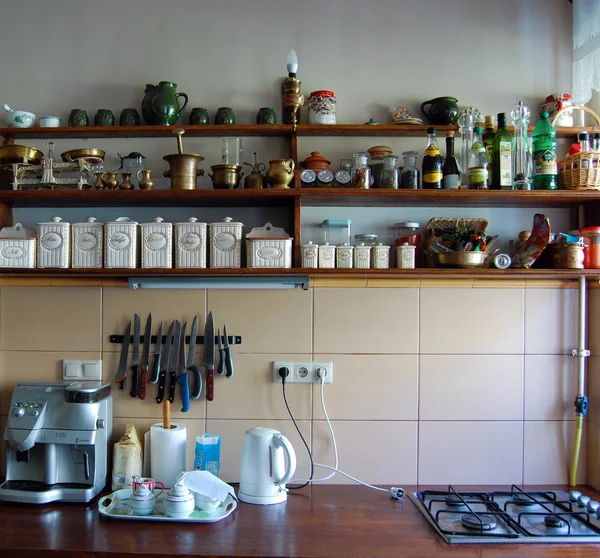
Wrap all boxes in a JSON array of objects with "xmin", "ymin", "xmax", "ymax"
[
  {"xmin": 301, "ymin": 241, "xmax": 319, "ymax": 268},
  {"xmin": 209, "ymin": 216, "xmax": 243, "ymax": 268},
  {"xmin": 140, "ymin": 217, "xmax": 173, "ymax": 269},
  {"xmin": 336, "ymin": 243, "xmax": 354, "ymax": 269},
  {"xmin": 175, "ymin": 217, "xmax": 207, "ymax": 268},
  {"xmin": 353, "ymin": 242, "xmax": 371, "ymax": 269},
  {"xmin": 396, "ymin": 242, "xmax": 416, "ymax": 269},
  {"xmin": 71, "ymin": 217, "xmax": 103, "ymax": 269},
  {"xmin": 162, "ymin": 482, "xmax": 195, "ymax": 519},
  {"xmin": 104, "ymin": 217, "xmax": 137, "ymax": 269},
  {"xmin": 37, "ymin": 216, "xmax": 70, "ymax": 268},
  {"xmin": 307, "ymin": 90, "xmax": 337, "ymax": 124},
  {"xmin": 318, "ymin": 242, "xmax": 336, "ymax": 269},
  {"xmin": 129, "ymin": 485, "xmax": 156, "ymax": 516},
  {"xmin": 371, "ymin": 243, "xmax": 390, "ymax": 269}
]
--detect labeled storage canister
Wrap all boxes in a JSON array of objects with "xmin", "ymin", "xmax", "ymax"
[
  {"xmin": 209, "ymin": 216, "xmax": 243, "ymax": 268},
  {"xmin": 141, "ymin": 217, "xmax": 173, "ymax": 269},
  {"xmin": 37, "ymin": 216, "xmax": 70, "ymax": 268},
  {"xmin": 175, "ymin": 217, "xmax": 207, "ymax": 269},
  {"xmin": 0, "ymin": 222, "xmax": 36, "ymax": 268},
  {"xmin": 105, "ymin": 217, "xmax": 138, "ymax": 269},
  {"xmin": 318, "ymin": 242, "xmax": 336, "ymax": 269},
  {"xmin": 353, "ymin": 242, "xmax": 371, "ymax": 269},
  {"xmin": 336, "ymin": 243, "xmax": 354, "ymax": 269},
  {"xmin": 301, "ymin": 241, "xmax": 319, "ymax": 268},
  {"xmin": 71, "ymin": 217, "xmax": 103, "ymax": 268},
  {"xmin": 396, "ymin": 242, "xmax": 416, "ymax": 269},
  {"xmin": 246, "ymin": 222, "xmax": 292, "ymax": 268},
  {"xmin": 371, "ymin": 243, "xmax": 390, "ymax": 269}
]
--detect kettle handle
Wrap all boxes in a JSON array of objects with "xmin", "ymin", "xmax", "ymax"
[{"xmin": 272, "ymin": 433, "xmax": 296, "ymax": 486}]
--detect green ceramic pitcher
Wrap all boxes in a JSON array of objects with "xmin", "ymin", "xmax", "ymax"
[{"xmin": 141, "ymin": 81, "xmax": 188, "ymax": 126}]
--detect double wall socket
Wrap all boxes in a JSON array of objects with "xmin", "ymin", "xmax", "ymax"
[{"xmin": 272, "ymin": 361, "xmax": 333, "ymax": 384}]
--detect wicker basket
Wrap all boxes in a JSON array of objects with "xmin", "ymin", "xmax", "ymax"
[{"xmin": 552, "ymin": 105, "xmax": 600, "ymax": 190}]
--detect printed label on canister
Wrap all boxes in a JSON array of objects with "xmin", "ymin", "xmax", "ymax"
[
  {"xmin": 2, "ymin": 246, "xmax": 25, "ymax": 259},
  {"xmin": 179, "ymin": 232, "xmax": 202, "ymax": 252},
  {"xmin": 40, "ymin": 232, "xmax": 63, "ymax": 251},
  {"xmin": 214, "ymin": 232, "xmax": 236, "ymax": 252},
  {"xmin": 145, "ymin": 232, "xmax": 168, "ymax": 251},
  {"xmin": 257, "ymin": 246, "xmax": 282, "ymax": 260},
  {"xmin": 108, "ymin": 231, "xmax": 131, "ymax": 251},
  {"xmin": 76, "ymin": 232, "xmax": 99, "ymax": 251}
]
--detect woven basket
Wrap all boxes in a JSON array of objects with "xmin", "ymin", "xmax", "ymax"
[{"xmin": 552, "ymin": 105, "xmax": 600, "ymax": 190}]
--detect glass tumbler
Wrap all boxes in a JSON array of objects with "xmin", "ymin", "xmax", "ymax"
[{"xmin": 222, "ymin": 137, "xmax": 243, "ymax": 165}]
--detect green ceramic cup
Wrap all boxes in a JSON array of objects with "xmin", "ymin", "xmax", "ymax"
[
  {"xmin": 119, "ymin": 108, "xmax": 140, "ymax": 126},
  {"xmin": 189, "ymin": 107, "xmax": 209, "ymax": 125},
  {"xmin": 257, "ymin": 107, "xmax": 277, "ymax": 125},
  {"xmin": 95, "ymin": 109, "xmax": 115, "ymax": 126},
  {"xmin": 68, "ymin": 109, "xmax": 89, "ymax": 127},
  {"xmin": 215, "ymin": 107, "xmax": 235, "ymax": 125}
]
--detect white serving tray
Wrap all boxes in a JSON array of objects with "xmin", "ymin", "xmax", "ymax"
[{"xmin": 98, "ymin": 488, "xmax": 237, "ymax": 523}]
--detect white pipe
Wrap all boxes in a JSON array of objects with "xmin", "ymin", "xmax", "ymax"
[{"xmin": 578, "ymin": 276, "xmax": 586, "ymax": 397}]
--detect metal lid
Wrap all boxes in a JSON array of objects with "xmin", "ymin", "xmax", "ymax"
[
  {"xmin": 209, "ymin": 216, "xmax": 243, "ymax": 227},
  {"xmin": 393, "ymin": 221, "xmax": 419, "ymax": 229},
  {"xmin": 354, "ymin": 234, "xmax": 378, "ymax": 240}
]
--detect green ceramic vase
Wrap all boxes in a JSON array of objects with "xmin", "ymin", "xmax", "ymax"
[
  {"xmin": 95, "ymin": 109, "xmax": 114, "ymax": 126},
  {"xmin": 120, "ymin": 108, "xmax": 140, "ymax": 126},
  {"xmin": 141, "ymin": 81, "xmax": 188, "ymax": 126},
  {"xmin": 215, "ymin": 107, "xmax": 235, "ymax": 125},
  {"xmin": 189, "ymin": 107, "xmax": 209, "ymax": 125},
  {"xmin": 257, "ymin": 107, "xmax": 277, "ymax": 125},
  {"xmin": 68, "ymin": 109, "xmax": 89, "ymax": 127}
]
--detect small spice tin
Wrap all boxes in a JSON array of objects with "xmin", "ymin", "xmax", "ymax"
[
  {"xmin": 396, "ymin": 242, "xmax": 416, "ymax": 269},
  {"xmin": 37, "ymin": 216, "xmax": 70, "ymax": 268},
  {"xmin": 0, "ymin": 223, "xmax": 36, "ymax": 268},
  {"xmin": 336, "ymin": 243, "xmax": 354, "ymax": 269},
  {"xmin": 209, "ymin": 216, "xmax": 243, "ymax": 268},
  {"xmin": 301, "ymin": 241, "xmax": 319, "ymax": 268},
  {"xmin": 141, "ymin": 217, "xmax": 173, "ymax": 269},
  {"xmin": 318, "ymin": 242, "xmax": 336, "ymax": 269},
  {"xmin": 246, "ymin": 222, "xmax": 292, "ymax": 268},
  {"xmin": 371, "ymin": 243, "xmax": 390, "ymax": 269},
  {"xmin": 175, "ymin": 217, "xmax": 207, "ymax": 269},
  {"xmin": 71, "ymin": 217, "xmax": 103, "ymax": 268},
  {"xmin": 353, "ymin": 242, "xmax": 371, "ymax": 269},
  {"xmin": 105, "ymin": 217, "xmax": 138, "ymax": 269}
]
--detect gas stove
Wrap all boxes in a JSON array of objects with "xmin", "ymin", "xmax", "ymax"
[{"xmin": 409, "ymin": 485, "xmax": 600, "ymax": 544}]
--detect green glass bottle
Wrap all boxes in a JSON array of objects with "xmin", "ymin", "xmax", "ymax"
[
  {"xmin": 532, "ymin": 111, "xmax": 558, "ymax": 190},
  {"xmin": 491, "ymin": 113, "xmax": 514, "ymax": 190}
]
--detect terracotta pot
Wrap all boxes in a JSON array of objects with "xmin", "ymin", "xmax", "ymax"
[{"xmin": 300, "ymin": 151, "xmax": 331, "ymax": 171}]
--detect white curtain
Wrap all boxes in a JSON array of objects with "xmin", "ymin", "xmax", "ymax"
[{"xmin": 573, "ymin": 0, "xmax": 600, "ymax": 104}]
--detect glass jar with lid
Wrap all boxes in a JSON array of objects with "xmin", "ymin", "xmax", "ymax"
[
  {"xmin": 351, "ymin": 152, "xmax": 370, "ymax": 189},
  {"xmin": 335, "ymin": 159, "xmax": 352, "ymax": 186},
  {"xmin": 392, "ymin": 221, "xmax": 421, "ymax": 266},
  {"xmin": 400, "ymin": 151, "xmax": 420, "ymax": 189},
  {"xmin": 379, "ymin": 154, "xmax": 399, "ymax": 189},
  {"xmin": 367, "ymin": 145, "xmax": 393, "ymax": 188},
  {"xmin": 579, "ymin": 226, "xmax": 600, "ymax": 268},
  {"xmin": 354, "ymin": 233, "xmax": 378, "ymax": 247},
  {"xmin": 307, "ymin": 90, "xmax": 337, "ymax": 125},
  {"xmin": 322, "ymin": 219, "xmax": 351, "ymax": 246}
]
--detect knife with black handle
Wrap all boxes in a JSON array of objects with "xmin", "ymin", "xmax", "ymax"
[
  {"xmin": 156, "ymin": 321, "xmax": 174, "ymax": 404},
  {"xmin": 138, "ymin": 313, "xmax": 153, "ymax": 400},
  {"xmin": 216, "ymin": 328, "xmax": 225, "ymax": 376},
  {"xmin": 167, "ymin": 321, "xmax": 181, "ymax": 404},
  {"xmin": 149, "ymin": 322, "xmax": 163, "ymax": 384},
  {"xmin": 129, "ymin": 314, "xmax": 141, "ymax": 398},
  {"xmin": 223, "ymin": 324, "xmax": 234, "ymax": 378},
  {"xmin": 115, "ymin": 321, "xmax": 131, "ymax": 391}
]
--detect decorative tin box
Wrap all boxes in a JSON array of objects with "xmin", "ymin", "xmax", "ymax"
[
  {"xmin": 175, "ymin": 217, "xmax": 207, "ymax": 269},
  {"xmin": 71, "ymin": 217, "xmax": 103, "ymax": 268},
  {"xmin": 353, "ymin": 243, "xmax": 371, "ymax": 269},
  {"xmin": 371, "ymin": 243, "xmax": 390, "ymax": 269},
  {"xmin": 336, "ymin": 243, "xmax": 354, "ymax": 269},
  {"xmin": 0, "ymin": 222, "xmax": 36, "ymax": 268},
  {"xmin": 141, "ymin": 217, "xmax": 173, "ymax": 269},
  {"xmin": 209, "ymin": 216, "xmax": 243, "ymax": 268},
  {"xmin": 105, "ymin": 217, "xmax": 138, "ymax": 269},
  {"xmin": 318, "ymin": 242, "xmax": 335, "ymax": 269},
  {"xmin": 37, "ymin": 216, "xmax": 70, "ymax": 268},
  {"xmin": 246, "ymin": 222, "xmax": 292, "ymax": 269},
  {"xmin": 301, "ymin": 241, "xmax": 319, "ymax": 268}
]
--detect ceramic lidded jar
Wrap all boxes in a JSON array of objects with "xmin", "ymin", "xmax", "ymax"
[
  {"xmin": 37, "ymin": 216, "xmax": 70, "ymax": 269},
  {"xmin": 104, "ymin": 217, "xmax": 138, "ymax": 269},
  {"xmin": 371, "ymin": 243, "xmax": 390, "ymax": 269},
  {"xmin": 318, "ymin": 242, "xmax": 336, "ymax": 269},
  {"xmin": 129, "ymin": 484, "xmax": 156, "ymax": 516},
  {"xmin": 209, "ymin": 216, "xmax": 243, "ymax": 268},
  {"xmin": 307, "ymin": 90, "xmax": 337, "ymax": 124},
  {"xmin": 162, "ymin": 482, "xmax": 195, "ymax": 518},
  {"xmin": 353, "ymin": 242, "xmax": 371, "ymax": 269},
  {"xmin": 140, "ymin": 217, "xmax": 173, "ymax": 269},
  {"xmin": 71, "ymin": 217, "xmax": 103, "ymax": 269},
  {"xmin": 175, "ymin": 217, "xmax": 207, "ymax": 269},
  {"xmin": 336, "ymin": 243, "xmax": 354, "ymax": 269},
  {"xmin": 301, "ymin": 241, "xmax": 319, "ymax": 268},
  {"xmin": 300, "ymin": 151, "xmax": 331, "ymax": 171}
]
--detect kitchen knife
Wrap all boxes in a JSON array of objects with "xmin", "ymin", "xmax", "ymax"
[
  {"xmin": 115, "ymin": 321, "xmax": 131, "ymax": 390},
  {"xmin": 129, "ymin": 314, "xmax": 141, "ymax": 398},
  {"xmin": 223, "ymin": 324, "xmax": 234, "ymax": 379},
  {"xmin": 177, "ymin": 323, "xmax": 190, "ymax": 413},
  {"xmin": 201, "ymin": 312, "xmax": 215, "ymax": 401},
  {"xmin": 149, "ymin": 322, "xmax": 163, "ymax": 384},
  {"xmin": 167, "ymin": 321, "xmax": 181, "ymax": 404},
  {"xmin": 216, "ymin": 328, "xmax": 225, "ymax": 376},
  {"xmin": 156, "ymin": 320, "xmax": 175, "ymax": 404},
  {"xmin": 138, "ymin": 313, "xmax": 153, "ymax": 400},
  {"xmin": 187, "ymin": 316, "xmax": 203, "ymax": 400}
]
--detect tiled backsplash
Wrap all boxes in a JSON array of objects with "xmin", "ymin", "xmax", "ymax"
[{"xmin": 0, "ymin": 281, "xmax": 589, "ymax": 487}]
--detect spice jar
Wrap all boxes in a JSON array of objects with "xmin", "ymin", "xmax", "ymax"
[
  {"xmin": 335, "ymin": 158, "xmax": 352, "ymax": 186},
  {"xmin": 379, "ymin": 154, "xmax": 399, "ymax": 189},
  {"xmin": 579, "ymin": 226, "xmax": 600, "ymax": 269},
  {"xmin": 371, "ymin": 243, "xmax": 390, "ymax": 269},
  {"xmin": 353, "ymin": 242, "xmax": 371, "ymax": 269},
  {"xmin": 392, "ymin": 221, "xmax": 421, "ymax": 266},
  {"xmin": 396, "ymin": 242, "xmax": 416, "ymax": 269},
  {"xmin": 400, "ymin": 151, "xmax": 420, "ymax": 189},
  {"xmin": 351, "ymin": 152, "xmax": 370, "ymax": 189},
  {"xmin": 317, "ymin": 169, "xmax": 335, "ymax": 187},
  {"xmin": 336, "ymin": 243, "xmax": 354, "ymax": 268},
  {"xmin": 307, "ymin": 90, "xmax": 337, "ymax": 124},
  {"xmin": 354, "ymin": 234, "xmax": 378, "ymax": 247},
  {"xmin": 318, "ymin": 242, "xmax": 336, "ymax": 269},
  {"xmin": 367, "ymin": 146, "xmax": 393, "ymax": 188}
]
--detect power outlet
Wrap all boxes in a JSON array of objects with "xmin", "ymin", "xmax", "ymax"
[{"xmin": 272, "ymin": 362, "xmax": 333, "ymax": 384}]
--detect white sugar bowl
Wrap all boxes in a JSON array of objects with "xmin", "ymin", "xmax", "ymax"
[
  {"xmin": 163, "ymin": 482, "xmax": 195, "ymax": 518},
  {"xmin": 129, "ymin": 484, "xmax": 156, "ymax": 516}
]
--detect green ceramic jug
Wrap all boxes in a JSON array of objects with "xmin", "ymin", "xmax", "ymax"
[{"xmin": 141, "ymin": 81, "xmax": 188, "ymax": 126}]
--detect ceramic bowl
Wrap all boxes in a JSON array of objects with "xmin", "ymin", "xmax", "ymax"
[
  {"xmin": 194, "ymin": 493, "xmax": 222, "ymax": 511},
  {"xmin": 39, "ymin": 116, "xmax": 62, "ymax": 128},
  {"xmin": 5, "ymin": 110, "xmax": 36, "ymax": 128}
]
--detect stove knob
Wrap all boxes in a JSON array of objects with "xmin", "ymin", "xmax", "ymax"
[
  {"xmin": 587, "ymin": 500, "xmax": 599, "ymax": 513},
  {"xmin": 578, "ymin": 494, "xmax": 591, "ymax": 508},
  {"xmin": 569, "ymin": 490, "xmax": 582, "ymax": 502}
]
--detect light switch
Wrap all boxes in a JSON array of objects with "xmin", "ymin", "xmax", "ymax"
[
  {"xmin": 62, "ymin": 359, "xmax": 102, "ymax": 381},
  {"xmin": 65, "ymin": 362, "xmax": 80, "ymax": 378},
  {"xmin": 84, "ymin": 363, "xmax": 99, "ymax": 378}
]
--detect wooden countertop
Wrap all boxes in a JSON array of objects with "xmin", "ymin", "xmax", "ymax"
[{"xmin": 1, "ymin": 485, "xmax": 600, "ymax": 557}]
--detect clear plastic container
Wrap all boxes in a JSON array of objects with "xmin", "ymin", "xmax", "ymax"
[{"xmin": 322, "ymin": 219, "xmax": 351, "ymax": 246}]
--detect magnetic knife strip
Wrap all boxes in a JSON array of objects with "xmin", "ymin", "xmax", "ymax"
[{"xmin": 110, "ymin": 335, "xmax": 242, "ymax": 345}]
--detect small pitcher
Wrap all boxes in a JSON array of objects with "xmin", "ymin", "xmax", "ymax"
[
  {"xmin": 93, "ymin": 173, "xmax": 104, "ymax": 190},
  {"xmin": 102, "ymin": 171, "xmax": 118, "ymax": 190},
  {"xmin": 119, "ymin": 172, "xmax": 133, "ymax": 190},
  {"xmin": 266, "ymin": 159, "xmax": 295, "ymax": 189},
  {"xmin": 137, "ymin": 169, "xmax": 154, "ymax": 190}
]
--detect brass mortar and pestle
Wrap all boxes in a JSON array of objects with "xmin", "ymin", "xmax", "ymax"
[
  {"xmin": 163, "ymin": 129, "xmax": 204, "ymax": 190},
  {"xmin": 209, "ymin": 164, "xmax": 244, "ymax": 189}
]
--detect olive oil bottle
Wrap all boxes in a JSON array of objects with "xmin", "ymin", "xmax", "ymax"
[
  {"xmin": 491, "ymin": 113, "xmax": 514, "ymax": 189},
  {"xmin": 422, "ymin": 128, "xmax": 443, "ymax": 189}
]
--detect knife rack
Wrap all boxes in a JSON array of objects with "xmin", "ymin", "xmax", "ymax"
[{"xmin": 109, "ymin": 335, "xmax": 242, "ymax": 345}]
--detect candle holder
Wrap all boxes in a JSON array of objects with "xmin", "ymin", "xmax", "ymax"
[{"xmin": 282, "ymin": 49, "xmax": 304, "ymax": 130}]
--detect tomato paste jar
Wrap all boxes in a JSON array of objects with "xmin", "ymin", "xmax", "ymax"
[
  {"xmin": 393, "ymin": 221, "xmax": 421, "ymax": 266},
  {"xmin": 579, "ymin": 226, "xmax": 600, "ymax": 268}
]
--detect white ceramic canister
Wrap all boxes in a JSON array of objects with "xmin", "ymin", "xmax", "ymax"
[
  {"xmin": 396, "ymin": 242, "xmax": 416, "ymax": 269},
  {"xmin": 37, "ymin": 216, "xmax": 70, "ymax": 268},
  {"xmin": 71, "ymin": 217, "xmax": 103, "ymax": 268},
  {"xmin": 141, "ymin": 217, "xmax": 173, "ymax": 269},
  {"xmin": 209, "ymin": 216, "xmax": 243, "ymax": 268},
  {"xmin": 175, "ymin": 217, "xmax": 207, "ymax": 269},
  {"xmin": 353, "ymin": 242, "xmax": 371, "ymax": 269},
  {"xmin": 371, "ymin": 243, "xmax": 390, "ymax": 269},
  {"xmin": 246, "ymin": 222, "xmax": 292, "ymax": 269},
  {"xmin": 318, "ymin": 242, "xmax": 336, "ymax": 269},
  {"xmin": 104, "ymin": 217, "xmax": 138, "ymax": 269},
  {"xmin": 0, "ymin": 223, "xmax": 36, "ymax": 268},
  {"xmin": 301, "ymin": 241, "xmax": 319, "ymax": 268},
  {"xmin": 336, "ymin": 243, "xmax": 354, "ymax": 269}
]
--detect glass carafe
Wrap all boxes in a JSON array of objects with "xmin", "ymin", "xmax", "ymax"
[
  {"xmin": 379, "ymin": 155, "xmax": 399, "ymax": 189},
  {"xmin": 400, "ymin": 151, "xmax": 420, "ymax": 189},
  {"xmin": 511, "ymin": 101, "xmax": 532, "ymax": 190}
]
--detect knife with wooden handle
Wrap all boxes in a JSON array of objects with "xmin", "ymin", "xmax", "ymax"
[
  {"xmin": 201, "ymin": 312, "xmax": 215, "ymax": 401},
  {"xmin": 129, "ymin": 314, "xmax": 141, "ymax": 398},
  {"xmin": 187, "ymin": 316, "xmax": 203, "ymax": 400},
  {"xmin": 138, "ymin": 313, "xmax": 152, "ymax": 400}
]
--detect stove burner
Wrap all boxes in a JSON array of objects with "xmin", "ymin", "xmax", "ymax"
[
  {"xmin": 446, "ymin": 494, "xmax": 466, "ymax": 507},
  {"xmin": 461, "ymin": 513, "xmax": 497, "ymax": 531},
  {"xmin": 544, "ymin": 515, "xmax": 566, "ymax": 529},
  {"xmin": 511, "ymin": 493, "xmax": 535, "ymax": 506}
]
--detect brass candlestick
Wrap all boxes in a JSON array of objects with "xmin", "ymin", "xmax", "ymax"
[{"xmin": 282, "ymin": 75, "xmax": 304, "ymax": 130}]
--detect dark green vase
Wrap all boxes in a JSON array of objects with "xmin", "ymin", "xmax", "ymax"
[
  {"xmin": 189, "ymin": 107, "xmax": 209, "ymax": 125},
  {"xmin": 257, "ymin": 107, "xmax": 276, "ymax": 125},
  {"xmin": 95, "ymin": 109, "xmax": 114, "ymax": 126},
  {"xmin": 215, "ymin": 107, "xmax": 235, "ymax": 125},
  {"xmin": 68, "ymin": 109, "xmax": 89, "ymax": 127},
  {"xmin": 120, "ymin": 108, "xmax": 140, "ymax": 126}
]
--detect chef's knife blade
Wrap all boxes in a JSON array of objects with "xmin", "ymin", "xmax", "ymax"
[
  {"xmin": 129, "ymin": 314, "xmax": 141, "ymax": 398},
  {"xmin": 138, "ymin": 313, "xmax": 153, "ymax": 400},
  {"xmin": 115, "ymin": 321, "xmax": 131, "ymax": 390},
  {"xmin": 223, "ymin": 324, "xmax": 234, "ymax": 379},
  {"xmin": 216, "ymin": 328, "xmax": 225, "ymax": 376},
  {"xmin": 149, "ymin": 322, "xmax": 163, "ymax": 384},
  {"xmin": 167, "ymin": 321, "xmax": 181, "ymax": 404},
  {"xmin": 201, "ymin": 312, "xmax": 215, "ymax": 401},
  {"xmin": 187, "ymin": 316, "xmax": 203, "ymax": 400},
  {"xmin": 156, "ymin": 320, "xmax": 175, "ymax": 404},
  {"xmin": 177, "ymin": 322, "xmax": 190, "ymax": 413}
]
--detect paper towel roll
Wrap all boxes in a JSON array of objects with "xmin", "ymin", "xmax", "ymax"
[{"xmin": 150, "ymin": 423, "xmax": 187, "ymax": 488}]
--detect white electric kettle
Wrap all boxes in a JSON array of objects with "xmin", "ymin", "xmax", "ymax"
[{"xmin": 238, "ymin": 427, "xmax": 296, "ymax": 505}]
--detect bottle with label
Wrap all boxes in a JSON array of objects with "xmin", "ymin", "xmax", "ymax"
[
  {"xmin": 492, "ymin": 112, "xmax": 514, "ymax": 189},
  {"xmin": 442, "ymin": 133, "xmax": 461, "ymax": 189},
  {"xmin": 482, "ymin": 115, "xmax": 495, "ymax": 179},
  {"xmin": 532, "ymin": 111, "xmax": 557, "ymax": 190},
  {"xmin": 467, "ymin": 126, "xmax": 489, "ymax": 189},
  {"xmin": 422, "ymin": 128, "xmax": 443, "ymax": 189}
]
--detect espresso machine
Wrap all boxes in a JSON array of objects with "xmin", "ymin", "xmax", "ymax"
[{"xmin": 0, "ymin": 381, "xmax": 112, "ymax": 504}]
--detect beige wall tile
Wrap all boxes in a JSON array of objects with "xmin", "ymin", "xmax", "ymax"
[
  {"xmin": 420, "ymin": 289, "xmax": 524, "ymax": 354},
  {"xmin": 418, "ymin": 422, "xmax": 523, "ymax": 485},
  {"xmin": 526, "ymin": 280, "xmax": 577, "ymax": 289},
  {"xmin": 525, "ymin": 288, "xmax": 579, "ymax": 354},
  {"xmin": 102, "ymin": 287, "xmax": 206, "ymax": 352},
  {"xmin": 314, "ymin": 288, "xmax": 418, "ymax": 354},
  {"xmin": 367, "ymin": 279, "xmax": 420, "ymax": 288},
  {"xmin": 205, "ymin": 419, "xmax": 311, "ymax": 484},
  {"xmin": 590, "ymin": 289, "xmax": 600, "ymax": 356},
  {"xmin": 313, "ymin": 278, "xmax": 367, "ymax": 288},
  {"xmin": 0, "ymin": 352, "xmax": 101, "ymax": 415},
  {"xmin": 312, "ymin": 420, "xmax": 417, "ymax": 485},
  {"xmin": 208, "ymin": 290, "xmax": 312, "ymax": 354},
  {"xmin": 420, "ymin": 279, "xmax": 473, "ymax": 288},
  {"xmin": 420, "ymin": 355, "xmax": 523, "ymax": 421},
  {"xmin": 207, "ymin": 354, "xmax": 312, "ymax": 420},
  {"xmin": 525, "ymin": 355, "xmax": 581, "ymax": 421},
  {"xmin": 523, "ymin": 421, "xmax": 587, "ymax": 485},
  {"xmin": 590, "ymin": 357, "xmax": 600, "ymax": 425},
  {"xmin": 1, "ymin": 287, "xmax": 101, "ymax": 352},
  {"xmin": 588, "ymin": 422, "xmax": 600, "ymax": 490},
  {"xmin": 311, "ymin": 355, "xmax": 417, "ymax": 421},
  {"xmin": 473, "ymin": 280, "xmax": 526, "ymax": 289}
]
